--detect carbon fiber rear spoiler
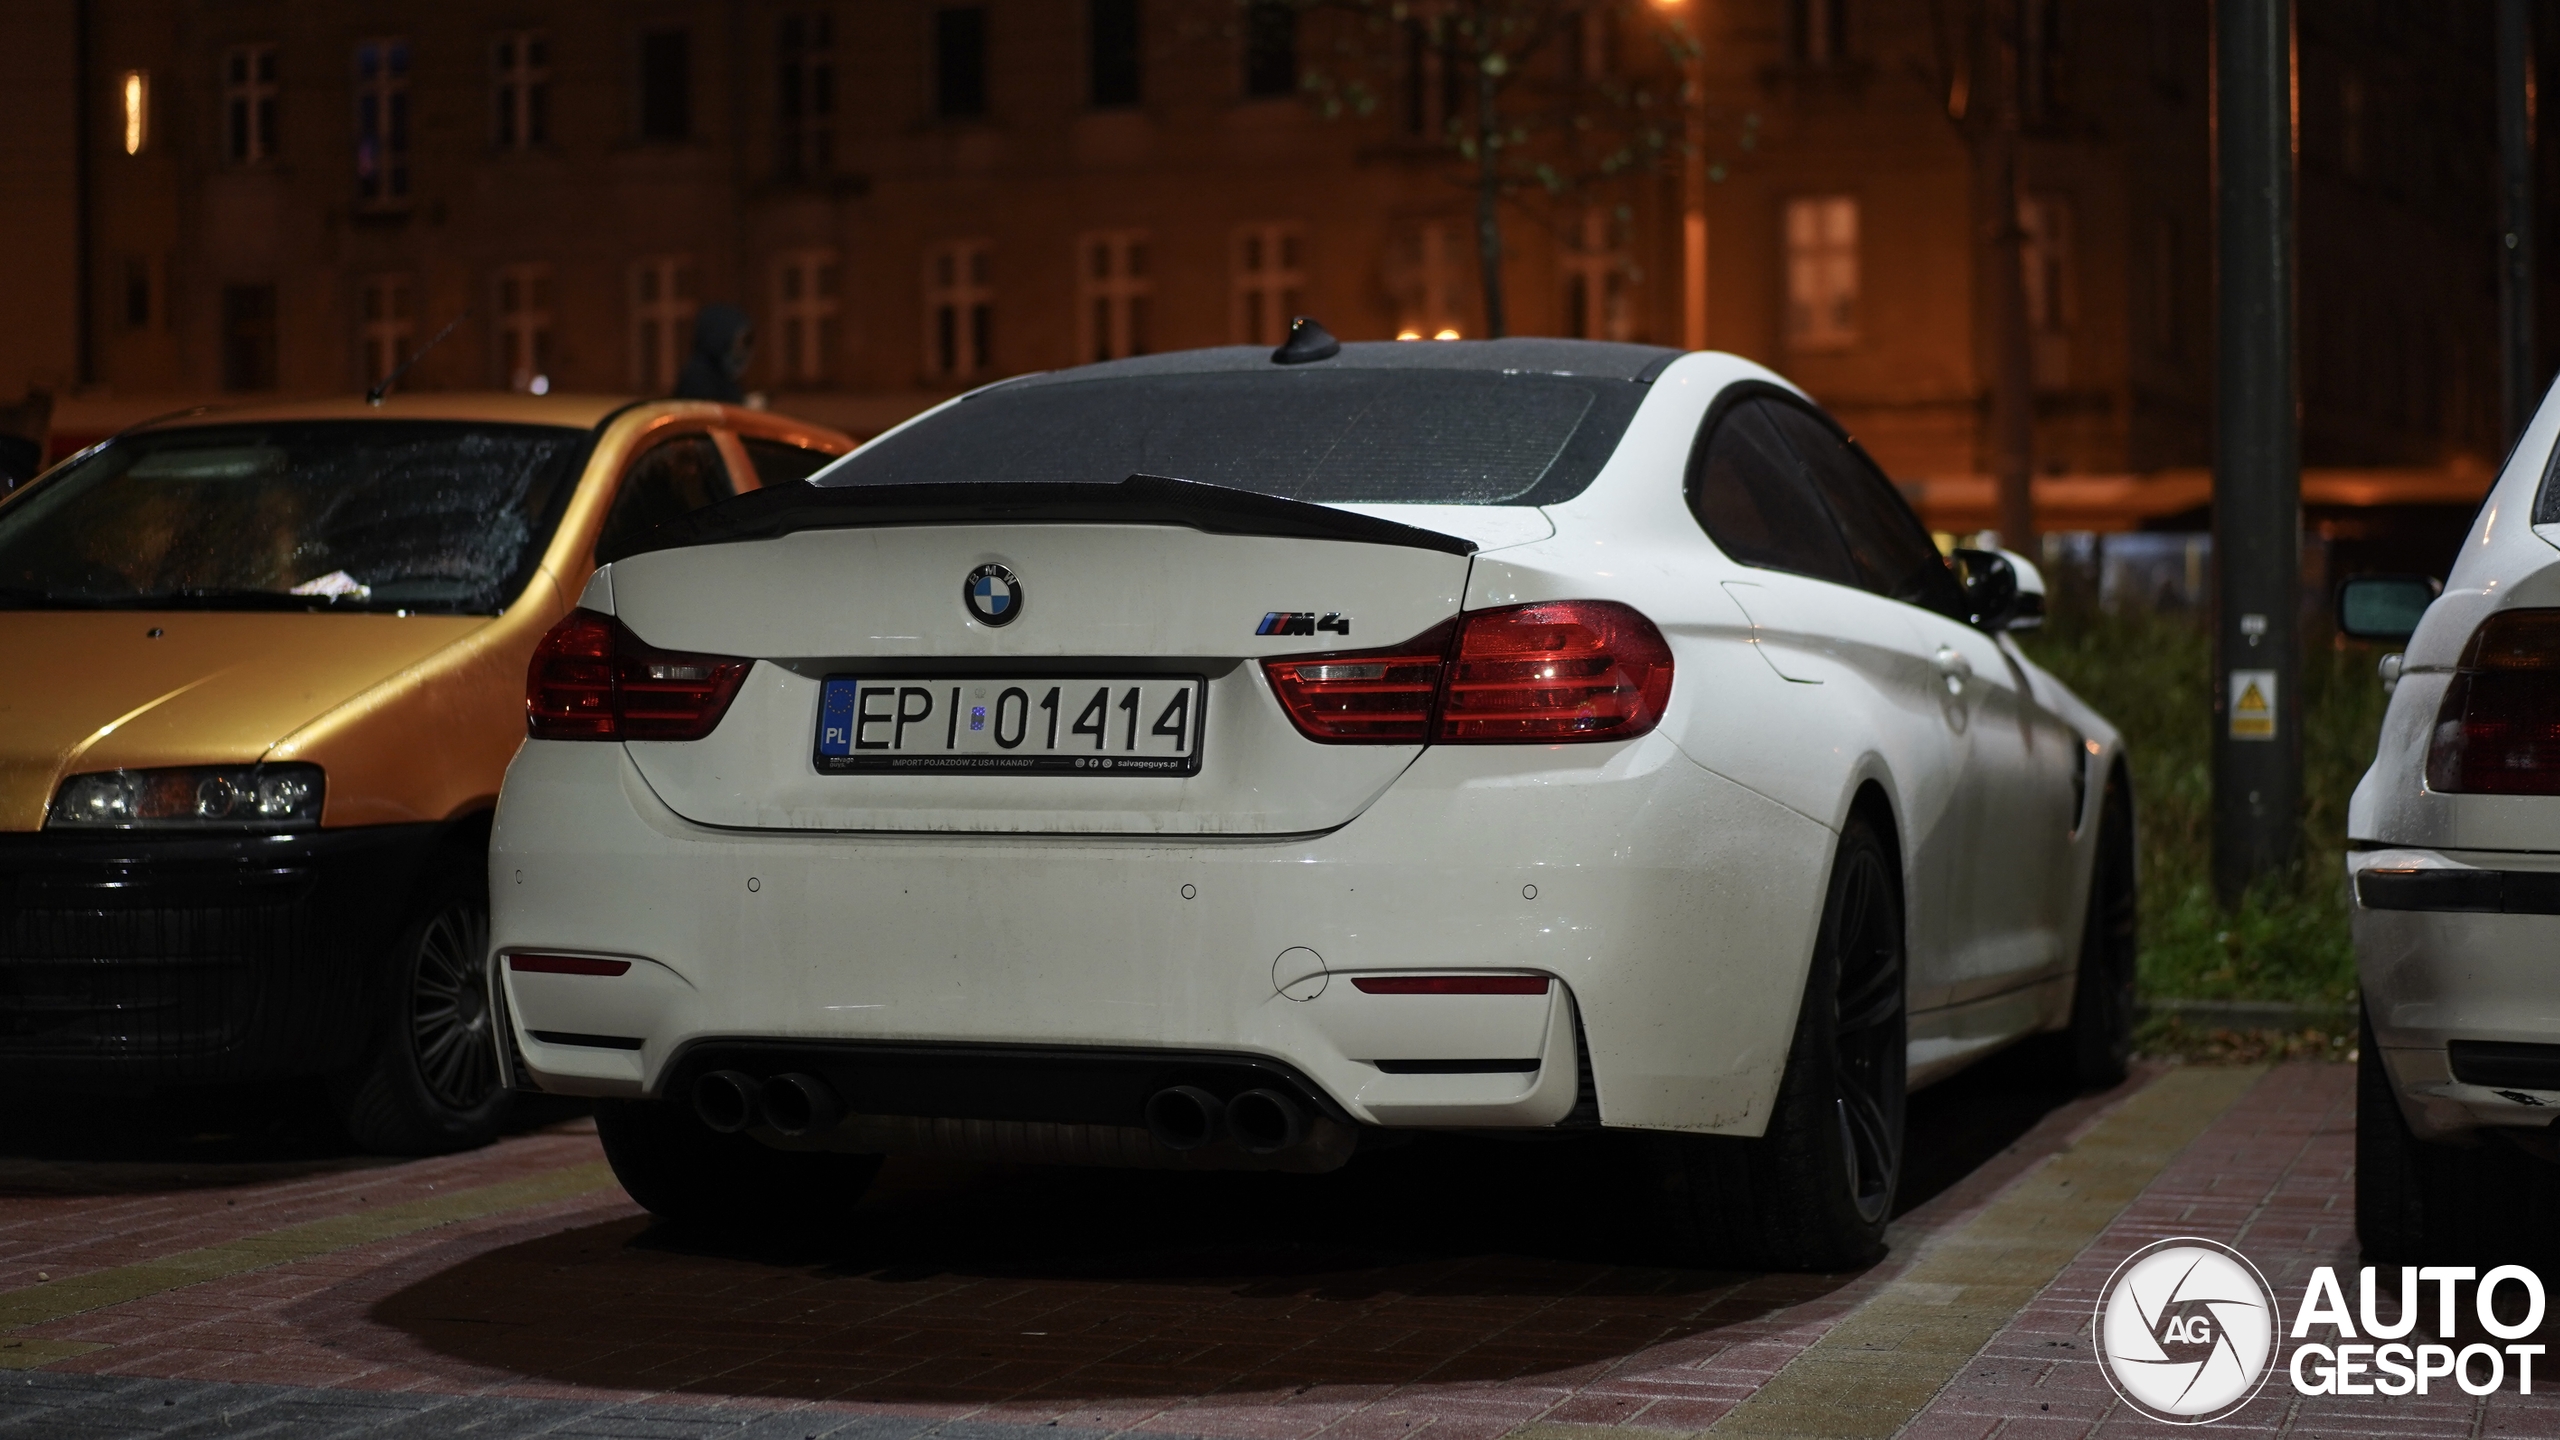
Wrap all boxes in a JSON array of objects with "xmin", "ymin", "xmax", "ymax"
[{"xmin": 611, "ymin": 472, "xmax": 1479, "ymax": 563}]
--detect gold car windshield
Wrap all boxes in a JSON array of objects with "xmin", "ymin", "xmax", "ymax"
[{"xmin": 0, "ymin": 420, "xmax": 587, "ymax": 614}]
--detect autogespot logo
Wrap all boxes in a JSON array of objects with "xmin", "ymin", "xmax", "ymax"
[
  {"xmin": 2093, "ymin": 1238, "xmax": 2551, "ymax": 1424},
  {"xmin": 2096, "ymin": 1238, "xmax": 2280, "ymax": 1424}
]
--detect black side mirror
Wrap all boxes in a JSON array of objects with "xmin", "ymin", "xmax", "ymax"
[
  {"xmin": 1951, "ymin": 547, "xmax": 2042, "ymax": 632},
  {"xmin": 2336, "ymin": 574, "xmax": 2437, "ymax": 642}
]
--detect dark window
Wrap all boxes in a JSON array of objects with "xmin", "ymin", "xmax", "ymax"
[
  {"xmin": 597, "ymin": 434, "xmax": 734, "ymax": 563},
  {"xmin": 494, "ymin": 32, "xmax": 550, "ymax": 149},
  {"xmin": 221, "ymin": 284, "xmax": 277, "ymax": 391},
  {"xmin": 0, "ymin": 420, "xmax": 586, "ymax": 614},
  {"xmin": 224, "ymin": 43, "xmax": 277, "ymax": 162},
  {"xmin": 1688, "ymin": 399, "xmax": 1859, "ymax": 586},
  {"xmin": 1762, "ymin": 400, "xmax": 1969, "ymax": 620},
  {"xmin": 639, "ymin": 29, "xmax": 692, "ymax": 140},
  {"xmin": 1089, "ymin": 0, "xmax": 1141, "ymax": 107},
  {"xmin": 935, "ymin": 7, "xmax": 988, "ymax": 119},
  {"xmin": 122, "ymin": 257, "xmax": 152, "ymax": 329},
  {"xmin": 1788, "ymin": 0, "xmax": 1845, "ymax": 66},
  {"xmin": 822, "ymin": 369, "xmax": 1645, "ymax": 507},
  {"xmin": 777, "ymin": 14, "xmax": 834, "ymax": 176},
  {"xmin": 742, "ymin": 436, "xmax": 841, "ymax": 487},
  {"xmin": 1244, "ymin": 1, "xmax": 1297, "ymax": 97},
  {"xmin": 353, "ymin": 38, "xmax": 411, "ymax": 204}
]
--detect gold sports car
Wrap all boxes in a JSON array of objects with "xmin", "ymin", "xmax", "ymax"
[{"xmin": 0, "ymin": 394, "xmax": 852, "ymax": 1151}]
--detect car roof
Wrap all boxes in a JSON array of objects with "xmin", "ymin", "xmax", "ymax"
[
  {"xmin": 996, "ymin": 338, "xmax": 1680, "ymax": 390},
  {"xmin": 120, "ymin": 392, "xmax": 660, "ymax": 433}
]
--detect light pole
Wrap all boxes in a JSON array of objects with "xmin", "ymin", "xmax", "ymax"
[{"xmin": 1652, "ymin": 0, "xmax": 1708, "ymax": 351}]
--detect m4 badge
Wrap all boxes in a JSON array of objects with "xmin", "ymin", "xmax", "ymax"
[{"xmin": 1256, "ymin": 612, "xmax": 1351, "ymax": 638}]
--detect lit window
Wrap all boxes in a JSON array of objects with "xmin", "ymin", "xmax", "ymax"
[
  {"xmin": 496, "ymin": 262, "xmax": 555, "ymax": 392},
  {"xmin": 777, "ymin": 14, "xmax": 835, "ymax": 177},
  {"xmin": 630, "ymin": 256, "xmax": 698, "ymax": 393},
  {"xmin": 1783, "ymin": 195, "xmax": 1858, "ymax": 350},
  {"xmin": 922, "ymin": 241, "xmax": 993, "ymax": 379},
  {"xmin": 771, "ymin": 249, "xmax": 841, "ymax": 384},
  {"xmin": 120, "ymin": 70, "xmax": 149, "ymax": 155},
  {"xmin": 360, "ymin": 274, "xmax": 416, "ymax": 390},
  {"xmin": 493, "ymin": 31, "xmax": 550, "ymax": 149},
  {"xmin": 223, "ymin": 46, "xmax": 276, "ymax": 162},
  {"xmin": 1389, "ymin": 222, "xmax": 1464, "ymax": 342},
  {"xmin": 354, "ymin": 38, "xmax": 411, "ymax": 205},
  {"xmin": 1231, "ymin": 223, "xmax": 1304, "ymax": 347},
  {"xmin": 1079, "ymin": 231, "xmax": 1151, "ymax": 363}
]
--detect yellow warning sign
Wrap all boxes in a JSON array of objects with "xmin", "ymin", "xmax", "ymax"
[{"xmin": 2230, "ymin": 669, "xmax": 2277, "ymax": 740}]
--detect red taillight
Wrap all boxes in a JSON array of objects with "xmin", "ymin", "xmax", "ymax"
[
  {"xmin": 507, "ymin": 953, "xmax": 634, "ymax": 976},
  {"xmin": 2428, "ymin": 608, "xmax": 2560, "ymax": 795},
  {"xmin": 1439, "ymin": 600, "xmax": 1673, "ymax": 742},
  {"xmin": 526, "ymin": 609, "xmax": 750, "ymax": 742},
  {"xmin": 1261, "ymin": 623, "xmax": 1454, "ymax": 742},
  {"xmin": 1352, "ymin": 975, "xmax": 1553, "ymax": 995},
  {"xmin": 1264, "ymin": 601, "xmax": 1672, "ymax": 746}
]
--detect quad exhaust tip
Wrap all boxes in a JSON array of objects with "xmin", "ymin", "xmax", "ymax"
[
  {"xmin": 1226, "ymin": 1088, "xmax": 1307, "ymax": 1155},
  {"xmin": 1143, "ymin": 1085, "xmax": 1226, "ymax": 1150},
  {"xmin": 693, "ymin": 1070, "xmax": 761, "ymax": 1133},
  {"xmin": 760, "ymin": 1072, "xmax": 845, "ymax": 1136}
]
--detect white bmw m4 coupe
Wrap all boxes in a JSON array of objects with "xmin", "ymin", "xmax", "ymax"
[{"xmin": 490, "ymin": 330, "xmax": 2133, "ymax": 1270}]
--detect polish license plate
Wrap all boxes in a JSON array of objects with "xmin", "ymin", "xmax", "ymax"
[{"xmin": 813, "ymin": 676, "xmax": 1207, "ymax": 776}]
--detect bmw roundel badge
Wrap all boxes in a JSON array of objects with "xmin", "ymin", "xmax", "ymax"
[{"xmin": 964, "ymin": 562, "xmax": 1024, "ymax": 626}]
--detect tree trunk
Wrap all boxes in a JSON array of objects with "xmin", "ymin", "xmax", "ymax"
[
  {"xmin": 1986, "ymin": 116, "xmax": 2036, "ymax": 554},
  {"xmin": 1475, "ymin": 57, "xmax": 1507, "ymax": 338}
]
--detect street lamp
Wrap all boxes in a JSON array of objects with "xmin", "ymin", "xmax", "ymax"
[{"xmin": 1652, "ymin": 0, "xmax": 1708, "ymax": 351}]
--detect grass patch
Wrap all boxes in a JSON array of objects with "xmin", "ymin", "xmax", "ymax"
[{"xmin": 2019, "ymin": 607, "xmax": 2392, "ymax": 1006}]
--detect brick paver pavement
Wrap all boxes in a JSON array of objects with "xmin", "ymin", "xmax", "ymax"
[
  {"xmin": 2, "ymin": 1060, "xmax": 2520, "ymax": 1440},
  {"xmin": 1903, "ymin": 1061, "xmax": 2560, "ymax": 1439},
  {"xmin": 0, "ymin": 1056, "xmax": 2158, "ymax": 1439}
]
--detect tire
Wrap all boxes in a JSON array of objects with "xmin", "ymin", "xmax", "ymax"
[
  {"xmin": 2060, "ymin": 769, "xmax": 2137, "ymax": 1089},
  {"xmin": 2357, "ymin": 1005, "xmax": 2560, "ymax": 1266},
  {"xmin": 594, "ymin": 1098, "xmax": 883, "ymax": 1238},
  {"xmin": 1655, "ymin": 815, "xmax": 1907, "ymax": 1271},
  {"xmin": 332, "ymin": 864, "xmax": 511, "ymax": 1155}
]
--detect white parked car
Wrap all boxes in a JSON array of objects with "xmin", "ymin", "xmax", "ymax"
[
  {"xmin": 489, "ymin": 332, "xmax": 2133, "ymax": 1270},
  {"xmin": 2343, "ymin": 391, "xmax": 2560, "ymax": 1262}
]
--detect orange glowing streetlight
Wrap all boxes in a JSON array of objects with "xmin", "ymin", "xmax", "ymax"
[{"xmin": 1651, "ymin": 0, "xmax": 1707, "ymax": 351}]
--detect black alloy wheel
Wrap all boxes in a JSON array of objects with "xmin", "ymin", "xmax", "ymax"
[
  {"xmin": 410, "ymin": 896, "xmax": 500, "ymax": 1112},
  {"xmin": 1655, "ymin": 815, "xmax": 1907, "ymax": 1271},
  {"xmin": 1827, "ymin": 839, "xmax": 1907, "ymax": 1228},
  {"xmin": 2068, "ymin": 774, "xmax": 2139, "ymax": 1088}
]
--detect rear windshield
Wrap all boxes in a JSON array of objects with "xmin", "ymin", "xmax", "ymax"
[
  {"xmin": 0, "ymin": 420, "xmax": 587, "ymax": 614},
  {"xmin": 816, "ymin": 370, "xmax": 1646, "ymax": 506}
]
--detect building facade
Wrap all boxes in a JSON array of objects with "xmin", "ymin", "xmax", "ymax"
[{"xmin": 0, "ymin": 0, "xmax": 2525, "ymax": 534}]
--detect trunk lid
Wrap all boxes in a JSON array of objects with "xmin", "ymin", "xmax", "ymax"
[{"xmin": 607, "ymin": 515, "xmax": 1475, "ymax": 835}]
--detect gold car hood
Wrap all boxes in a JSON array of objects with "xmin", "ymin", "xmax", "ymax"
[{"xmin": 0, "ymin": 611, "xmax": 486, "ymax": 832}]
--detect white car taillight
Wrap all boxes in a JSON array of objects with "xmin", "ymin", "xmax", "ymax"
[
  {"xmin": 2427, "ymin": 607, "xmax": 2560, "ymax": 794},
  {"xmin": 1262, "ymin": 600, "xmax": 1673, "ymax": 745},
  {"xmin": 525, "ymin": 608, "xmax": 750, "ymax": 742}
]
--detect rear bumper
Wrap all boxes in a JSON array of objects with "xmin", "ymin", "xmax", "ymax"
[
  {"xmin": 0, "ymin": 825, "xmax": 443, "ymax": 1089},
  {"xmin": 2354, "ymin": 846, "xmax": 2560, "ymax": 1142},
  {"xmin": 489, "ymin": 736, "xmax": 1837, "ymax": 1136}
]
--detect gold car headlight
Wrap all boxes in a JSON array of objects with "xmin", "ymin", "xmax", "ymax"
[{"xmin": 47, "ymin": 764, "xmax": 324, "ymax": 830}]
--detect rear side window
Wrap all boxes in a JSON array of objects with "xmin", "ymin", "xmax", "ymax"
[
  {"xmin": 1760, "ymin": 403, "xmax": 1969, "ymax": 621},
  {"xmin": 597, "ymin": 434, "xmax": 733, "ymax": 564},
  {"xmin": 741, "ymin": 436, "xmax": 839, "ymax": 487},
  {"xmin": 1687, "ymin": 399, "xmax": 1859, "ymax": 586}
]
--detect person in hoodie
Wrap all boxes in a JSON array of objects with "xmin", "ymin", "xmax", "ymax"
[{"xmin": 673, "ymin": 304, "xmax": 754, "ymax": 403}]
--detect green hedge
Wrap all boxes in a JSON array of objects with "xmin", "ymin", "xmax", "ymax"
[{"xmin": 2018, "ymin": 609, "xmax": 2390, "ymax": 1006}]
